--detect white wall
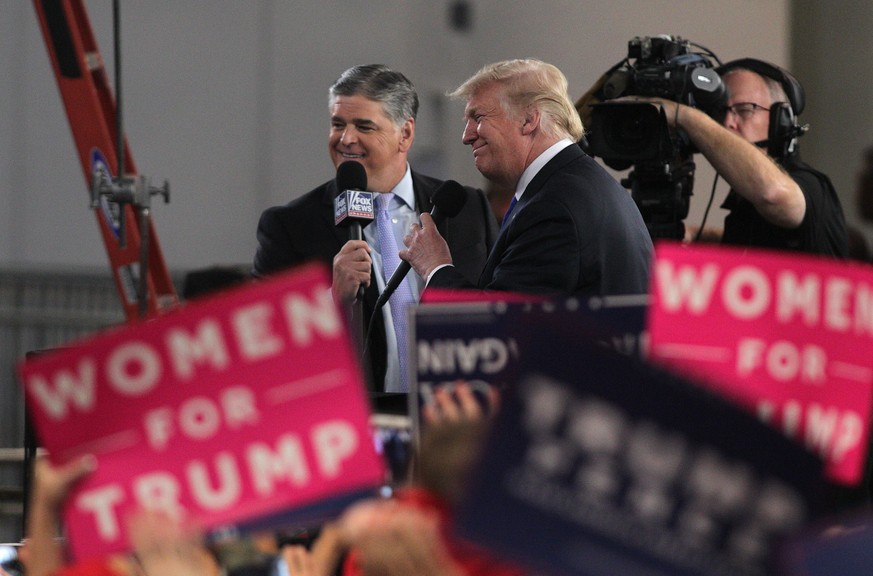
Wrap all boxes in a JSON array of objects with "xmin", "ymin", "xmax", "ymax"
[
  {"xmin": 2, "ymin": 1, "xmax": 789, "ymax": 272},
  {"xmin": 792, "ymin": 1, "xmax": 873, "ymax": 249}
]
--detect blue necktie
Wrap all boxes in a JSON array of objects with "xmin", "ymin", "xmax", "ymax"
[
  {"xmin": 501, "ymin": 195, "xmax": 519, "ymax": 229},
  {"xmin": 376, "ymin": 193, "xmax": 414, "ymax": 392}
]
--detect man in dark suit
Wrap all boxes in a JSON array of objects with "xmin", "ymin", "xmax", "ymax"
[
  {"xmin": 253, "ymin": 65, "xmax": 497, "ymax": 393},
  {"xmin": 401, "ymin": 59, "xmax": 652, "ymax": 298}
]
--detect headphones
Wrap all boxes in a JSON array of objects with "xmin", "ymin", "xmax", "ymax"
[{"xmin": 716, "ymin": 58, "xmax": 808, "ymax": 160}]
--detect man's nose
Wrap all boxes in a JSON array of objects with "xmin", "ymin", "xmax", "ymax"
[
  {"xmin": 462, "ymin": 120, "xmax": 476, "ymax": 145},
  {"xmin": 722, "ymin": 110, "xmax": 739, "ymax": 131},
  {"xmin": 340, "ymin": 126, "xmax": 357, "ymax": 144}
]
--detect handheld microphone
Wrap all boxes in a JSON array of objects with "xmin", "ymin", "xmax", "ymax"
[
  {"xmin": 334, "ymin": 161, "xmax": 373, "ymax": 300},
  {"xmin": 374, "ymin": 180, "xmax": 468, "ymax": 312}
]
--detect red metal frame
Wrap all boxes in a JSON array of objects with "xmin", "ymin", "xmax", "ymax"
[{"xmin": 33, "ymin": 0, "xmax": 178, "ymax": 321}]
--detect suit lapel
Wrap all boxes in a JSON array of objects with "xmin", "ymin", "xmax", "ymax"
[
  {"xmin": 411, "ymin": 172, "xmax": 434, "ymax": 215},
  {"xmin": 516, "ymin": 144, "xmax": 583, "ymax": 211},
  {"xmin": 478, "ymin": 144, "xmax": 584, "ymax": 287}
]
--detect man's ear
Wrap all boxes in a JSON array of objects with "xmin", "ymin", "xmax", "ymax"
[
  {"xmin": 521, "ymin": 106, "xmax": 540, "ymax": 135},
  {"xmin": 399, "ymin": 118, "xmax": 415, "ymax": 152}
]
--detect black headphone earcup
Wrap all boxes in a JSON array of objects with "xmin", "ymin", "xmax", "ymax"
[{"xmin": 768, "ymin": 101, "xmax": 796, "ymax": 159}]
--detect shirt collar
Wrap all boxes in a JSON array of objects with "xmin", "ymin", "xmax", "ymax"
[
  {"xmin": 388, "ymin": 164, "xmax": 415, "ymax": 210},
  {"xmin": 514, "ymin": 138, "xmax": 574, "ymax": 200}
]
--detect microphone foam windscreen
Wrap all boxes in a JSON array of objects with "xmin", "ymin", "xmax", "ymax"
[
  {"xmin": 336, "ymin": 160, "xmax": 368, "ymax": 192},
  {"xmin": 431, "ymin": 180, "xmax": 467, "ymax": 219}
]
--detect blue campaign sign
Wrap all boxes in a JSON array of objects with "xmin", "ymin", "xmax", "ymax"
[
  {"xmin": 413, "ymin": 293, "xmax": 648, "ymax": 389},
  {"xmin": 412, "ymin": 300, "xmax": 517, "ymax": 433},
  {"xmin": 412, "ymin": 295, "xmax": 649, "ymax": 437},
  {"xmin": 453, "ymin": 315, "xmax": 826, "ymax": 576},
  {"xmin": 412, "ymin": 295, "xmax": 648, "ymax": 432},
  {"xmin": 779, "ymin": 512, "xmax": 873, "ymax": 576}
]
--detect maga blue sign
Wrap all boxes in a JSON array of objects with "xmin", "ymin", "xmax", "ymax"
[
  {"xmin": 453, "ymin": 315, "xmax": 826, "ymax": 576},
  {"xmin": 412, "ymin": 295, "xmax": 649, "ymax": 425}
]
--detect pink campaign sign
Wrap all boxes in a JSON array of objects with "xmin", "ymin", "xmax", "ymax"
[
  {"xmin": 18, "ymin": 263, "xmax": 384, "ymax": 560},
  {"xmin": 648, "ymin": 242, "xmax": 873, "ymax": 486}
]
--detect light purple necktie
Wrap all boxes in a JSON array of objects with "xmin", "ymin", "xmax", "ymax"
[{"xmin": 377, "ymin": 193, "xmax": 414, "ymax": 391}]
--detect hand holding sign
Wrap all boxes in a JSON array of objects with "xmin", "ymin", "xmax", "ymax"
[{"xmin": 19, "ymin": 264, "xmax": 384, "ymax": 560}]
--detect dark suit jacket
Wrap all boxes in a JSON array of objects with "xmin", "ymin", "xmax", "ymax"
[
  {"xmin": 431, "ymin": 144, "xmax": 653, "ymax": 297},
  {"xmin": 253, "ymin": 171, "xmax": 498, "ymax": 391}
]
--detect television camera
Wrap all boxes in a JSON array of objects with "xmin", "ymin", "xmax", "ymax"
[{"xmin": 584, "ymin": 36, "xmax": 725, "ymax": 240}]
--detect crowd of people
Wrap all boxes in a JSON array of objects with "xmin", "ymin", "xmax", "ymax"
[
  {"xmin": 19, "ymin": 383, "xmax": 509, "ymax": 576},
  {"xmin": 14, "ymin": 46, "xmax": 873, "ymax": 575}
]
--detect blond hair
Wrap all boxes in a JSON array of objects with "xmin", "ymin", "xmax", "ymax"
[{"xmin": 449, "ymin": 59, "xmax": 583, "ymax": 141}]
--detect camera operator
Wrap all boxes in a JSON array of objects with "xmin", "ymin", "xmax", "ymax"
[{"xmin": 636, "ymin": 58, "xmax": 848, "ymax": 257}]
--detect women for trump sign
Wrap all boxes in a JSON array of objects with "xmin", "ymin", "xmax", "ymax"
[
  {"xmin": 18, "ymin": 263, "xmax": 384, "ymax": 560},
  {"xmin": 648, "ymin": 242, "xmax": 873, "ymax": 486}
]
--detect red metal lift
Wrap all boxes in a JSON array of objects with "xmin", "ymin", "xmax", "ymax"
[{"xmin": 32, "ymin": 0, "xmax": 178, "ymax": 322}]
